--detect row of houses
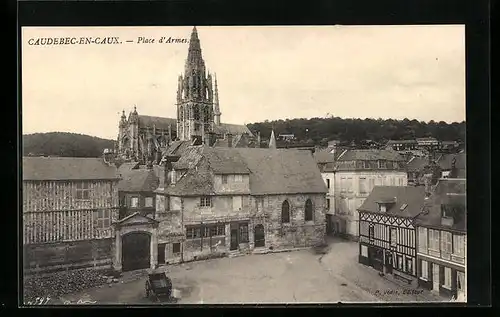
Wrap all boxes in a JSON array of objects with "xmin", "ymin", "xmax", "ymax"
[
  {"xmin": 357, "ymin": 177, "xmax": 466, "ymax": 301},
  {"xmin": 314, "ymin": 140, "xmax": 465, "ymax": 240},
  {"xmin": 22, "ymin": 144, "xmax": 327, "ymax": 274}
]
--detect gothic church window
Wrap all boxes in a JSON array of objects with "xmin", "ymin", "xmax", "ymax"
[
  {"xmin": 281, "ymin": 200, "xmax": 290, "ymax": 223},
  {"xmin": 305, "ymin": 199, "xmax": 314, "ymax": 221},
  {"xmin": 194, "ymin": 106, "xmax": 200, "ymax": 120}
]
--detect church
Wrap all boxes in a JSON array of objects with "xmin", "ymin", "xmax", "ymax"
[{"xmin": 116, "ymin": 27, "xmax": 260, "ymax": 163}]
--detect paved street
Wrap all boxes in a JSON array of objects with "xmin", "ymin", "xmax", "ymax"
[{"xmin": 54, "ymin": 238, "xmax": 445, "ymax": 305}]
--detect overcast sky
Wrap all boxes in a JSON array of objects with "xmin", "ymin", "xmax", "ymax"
[{"xmin": 22, "ymin": 25, "xmax": 465, "ymax": 140}]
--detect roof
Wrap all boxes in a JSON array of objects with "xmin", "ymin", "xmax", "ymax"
[
  {"xmin": 358, "ymin": 186, "xmax": 427, "ymax": 218},
  {"xmin": 337, "ymin": 149, "xmax": 404, "ymax": 162},
  {"xmin": 437, "ymin": 153, "xmax": 466, "ymax": 171},
  {"xmin": 386, "ymin": 140, "xmax": 417, "ymax": 144},
  {"xmin": 235, "ymin": 148, "xmax": 327, "ymax": 195},
  {"xmin": 162, "ymin": 146, "xmax": 327, "ymax": 196},
  {"xmin": 138, "ymin": 116, "xmax": 176, "ymax": 130},
  {"xmin": 172, "ymin": 146, "xmax": 205, "ymax": 170},
  {"xmin": 23, "ymin": 157, "xmax": 120, "ymax": 181},
  {"xmin": 163, "ymin": 140, "xmax": 192, "ymax": 157},
  {"xmin": 414, "ymin": 178, "xmax": 466, "ymax": 232},
  {"xmin": 117, "ymin": 168, "xmax": 159, "ymax": 192},
  {"xmin": 213, "ymin": 123, "xmax": 253, "ymax": 137},
  {"xmin": 406, "ymin": 156, "xmax": 429, "ymax": 172}
]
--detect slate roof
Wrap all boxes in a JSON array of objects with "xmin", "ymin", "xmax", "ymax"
[
  {"xmin": 406, "ymin": 156, "xmax": 429, "ymax": 172},
  {"xmin": 358, "ymin": 186, "xmax": 427, "ymax": 218},
  {"xmin": 23, "ymin": 157, "xmax": 120, "ymax": 181},
  {"xmin": 117, "ymin": 168, "xmax": 159, "ymax": 192},
  {"xmin": 337, "ymin": 149, "xmax": 404, "ymax": 162},
  {"xmin": 161, "ymin": 146, "xmax": 327, "ymax": 196},
  {"xmin": 437, "ymin": 153, "xmax": 466, "ymax": 170},
  {"xmin": 172, "ymin": 146, "xmax": 205, "ymax": 170},
  {"xmin": 386, "ymin": 140, "xmax": 417, "ymax": 145},
  {"xmin": 213, "ymin": 123, "xmax": 253, "ymax": 137},
  {"xmin": 414, "ymin": 178, "xmax": 466, "ymax": 232},
  {"xmin": 138, "ymin": 116, "xmax": 176, "ymax": 130}
]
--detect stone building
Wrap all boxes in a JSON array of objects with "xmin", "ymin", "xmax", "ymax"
[
  {"xmin": 110, "ymin": 146, "xmax": 327, "ymax": 271},
  {"xmin": 116, "ymin": 27, "xmax": 256, "ymax": 163},
  {"xmin": 22, "ymin": 153, "xmax": 120, "ymax": 273},
  {"xmin": 414, "ymin": 178, "xmax": 466, "ymax": 301},
  {"xmin": 332, "ymin": 149, "xmax": 408, "ymax": 240}
]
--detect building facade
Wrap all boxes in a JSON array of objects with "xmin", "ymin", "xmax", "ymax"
[
  {"xmin": 358, "ymin": 186, "xmax": 426, "ymax": 285},
  {"xmin": 110, "ymin": 146, "xmax": 327, "ymax": 272},
  {"xmin": 116, "ymin": 27, "xmax": 255, "ymax": 163},
  {"xmin": 22, "ymin": 155, "xmax": 120, "ymax": 273},
  {"xmin": 415, "ymin": 178, "xmax": 466, "ymax": 301},
  {"xmin": 333, "ymin": 150, "xmax": 408, "ymax": 240}
]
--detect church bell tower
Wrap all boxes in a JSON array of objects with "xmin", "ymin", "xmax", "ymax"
[{"xmin": 176, "ymin": 27, "xmax": 215, "ymax": 143}]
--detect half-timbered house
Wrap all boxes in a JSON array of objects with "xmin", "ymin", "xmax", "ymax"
[
  {"xmin": 23, "ymin": 154, "xmax": 120, "ymax": 273},
  {"xmin": 414, "ymin": 178, "xmax": 466, "ymax": 301},
  {"xmin": 358, "ymin": 186, "xmax": 426, "ymax": 285}
]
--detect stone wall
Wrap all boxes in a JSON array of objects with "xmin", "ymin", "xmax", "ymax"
[{"xmin": 23, "ymin": 238, "xmax": 113, "ymax": 274}]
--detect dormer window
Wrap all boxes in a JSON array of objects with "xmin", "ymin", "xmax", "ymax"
[
  {"xmin": 379, "ymin": 204, "xmax": 387, "ymax": 212},
  {"xmin": 378, "ymin": 160, "xmax": 387, "ymax": 169}
]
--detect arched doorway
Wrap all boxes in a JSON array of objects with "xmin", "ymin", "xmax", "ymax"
[
  {"xmin": 254, "ymin": 224, "xmax": 265, "ymax": 248},
  {"xmin": 122, "ymin": 232, "xmax": 151, "ymax": 272}
]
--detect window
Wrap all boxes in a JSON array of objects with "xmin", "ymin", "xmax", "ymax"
[
  {"xmin": 421, "ymin": 260, "xmax": 429, "ymax": 280},
  {"xmin": 76, "ymin": 182, "xmax": 90, "ymax": 200},
  {"xmin": 429, "ymin": 229, "xmax": 440, "ymax": 250},
  {"xmin": 234, "ymin": 175, "xmax": 243, "ymax": 182},
  {"xmin": 390, "ymin": 228, "xmax": 397, "ymax": 247},
  {"xmin": 172, "ymin": 243, "xmax": 181, "ymax": 254},
  {"xmin": 239, "ymin": 223, "xmax": 249, "ymax": 243},
  {"xmin": 457, "ymin": 271, "xmax": 465, "ymax": 291},
  {"xmin": 157, "ymin": 243, "xmax": 166, "ymax": 264},
  {"xmin": 233, "ymin": 196, "xmax": 242, "ymax": 211},
  {"xmin": 347, "ymin": 178, "xmax": 353, "ymax": 192},
  {"xmin": 281, "ymin": 201, "xmax": 290, "ymax": 223},
  {"xmin": 130, "ymin": 197, "xmax": 139, "ymax": 208},
  {"xmin": 405, "ymin": 257, "xmax": 413, "ymax": 274},
  {"xmin": 194, "ymin": 123, "xmax": 200, "ymax": 131},
  {"xmin": 145, "ymin": 197, "xmax": 154, "ymax": 208},
  {"xmin": 326, "ymin": 198, "xmax": 330, "ymax": 211},
  {"xmin": 340, "ymin": 177, "xmax": 346, "ymax": 193},
  {"xmin": 194, "ymin": 107, "xmax": 200, "ymax": 120},
  {"xmin": 359, "ymin": 177, "xmax": 368, "ymax": 194},
  {"xmin": 379, "ymin": 160, "xmax": 387, "ymax": 169},
  {"xmin": 380, "ymin": 204, "xmax": 387, "ymax": 212},
  {"xmin": 368, "ymin": 225, "xmax": 374, "ymax": 241},
  {"xmin": 96, "ymin": 209, "xmax": 111, "ymax": 229},
  {"xmin": 326, "ymin": 179, "xmax": 330, "ymax": 189},
  {"xmin": 203, "ymin": 226, "xmax": 211, "ymax": 238},
  {"xmin": 453, "ymin": 234, "xmax": 465, "ymax": 256},
  {"xmin": 441, "ymin": 231, "xmax": 452, "ymax": 254},
  {"xmin": 444, "ymin": 267, "xmax": 452, "ymax": 288},
  {"xmin": 186, "ymin": 226, "xmax": 201, "ymax": 239},
  {"xmin": 390, "ymin": 178, "xmax": 396, "ymax": 186},
  {"xmin": 361, "ymin": 245, "xmax": 368, "ymax": 257},
  {"xmin": 222, "ymin": 175, "xmax": 228, "ymax": 184},
  {"xmin": 396, "ymin": 254, "xmax": 403, "ymax": 270},
  {"xmin": 305, "ymin": 199, "xmax": 313, "ymax": 221},
  {"xmin": 363, "ymin": 161, "xmax": 370, "ymax": 169},
  {"xmin": 200, "ymin": 196, "xmax": 211, "ymax": 208},
  {"xmin": 217, "ymin": 224, "xmax": 225, "ymax": 236},
  {"xmin": 418, "ymin": 227, "xmax": 428, "ymax": 253}
]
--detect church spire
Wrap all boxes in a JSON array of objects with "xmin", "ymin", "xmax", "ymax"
[
  {"xmin": 214, "ymin": 73, "xmax": 221, "ymax": 125},
  {"xmin": 185, "ymin": 26, "xmax": 205, "ymax": 72},
  {"xmin": 269, "ymin": 129, "xmax": 277, "ymax": 149}
]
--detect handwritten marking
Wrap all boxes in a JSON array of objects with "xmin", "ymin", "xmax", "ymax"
[{"xmin": 25, "ymin": 297, "xmax": 51, "ymax": 305}]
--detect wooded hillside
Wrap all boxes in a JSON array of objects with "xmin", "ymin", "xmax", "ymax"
[
  {"xmin": 247, "ymin": 117, "xmax": 465, "ymax": 146},
  {"xmin": 23, "ymin": 132, "xmax": 115, "ymax": 158}
]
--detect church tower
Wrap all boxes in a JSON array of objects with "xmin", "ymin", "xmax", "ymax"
[{"xmin": 176, "ymin": 27, "xmax": 215, "ymax": 143}]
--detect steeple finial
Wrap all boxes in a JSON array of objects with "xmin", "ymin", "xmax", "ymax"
[
  {"xmin": 213, "ymin": 73, "xmax": 221, "ymax": 125},
  {"xmin": 269, "ymin": 129, "xmax": 277, "ymax": 149},
  {"xmin": 186, "ymin": 26, "xmax": 204, "ymax": 70}
]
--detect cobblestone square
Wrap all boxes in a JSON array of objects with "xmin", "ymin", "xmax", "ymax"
[{"xmin": 56, "ymin": 238, "xmax": 445, "ymax": 305}]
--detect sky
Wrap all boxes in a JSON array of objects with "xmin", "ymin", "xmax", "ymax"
[{"xmin": 21, "ymin": 25, "xmax": 465, "ymax": 140}]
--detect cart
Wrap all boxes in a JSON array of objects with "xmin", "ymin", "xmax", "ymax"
[{"xmin": 145, "ymin": 270, "xmax": 174, "ymax": 302}]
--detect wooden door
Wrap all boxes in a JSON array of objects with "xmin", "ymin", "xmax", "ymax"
[
  {"xmin": 122, "ymin": 232, "xmax": 151, "ymax": 272},
  {"xmin": 254, "ymin": 224, "xmax": 265, "ymax": 247},
  {"xmin": 230, "ymin": 229, "xmax": 239, "ymax": 251}
]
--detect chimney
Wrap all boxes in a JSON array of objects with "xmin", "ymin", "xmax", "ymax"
[
  {"xmin": 227, "ymin": 133, "xmax": 233, "ymax": 148},
  {"xmin": 103, "ymin": 148, "xmax": 115, "ymax": 166},
  {"xmin": 163, "ymin": 155, "xmax": 180, "ymax": 186}
]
